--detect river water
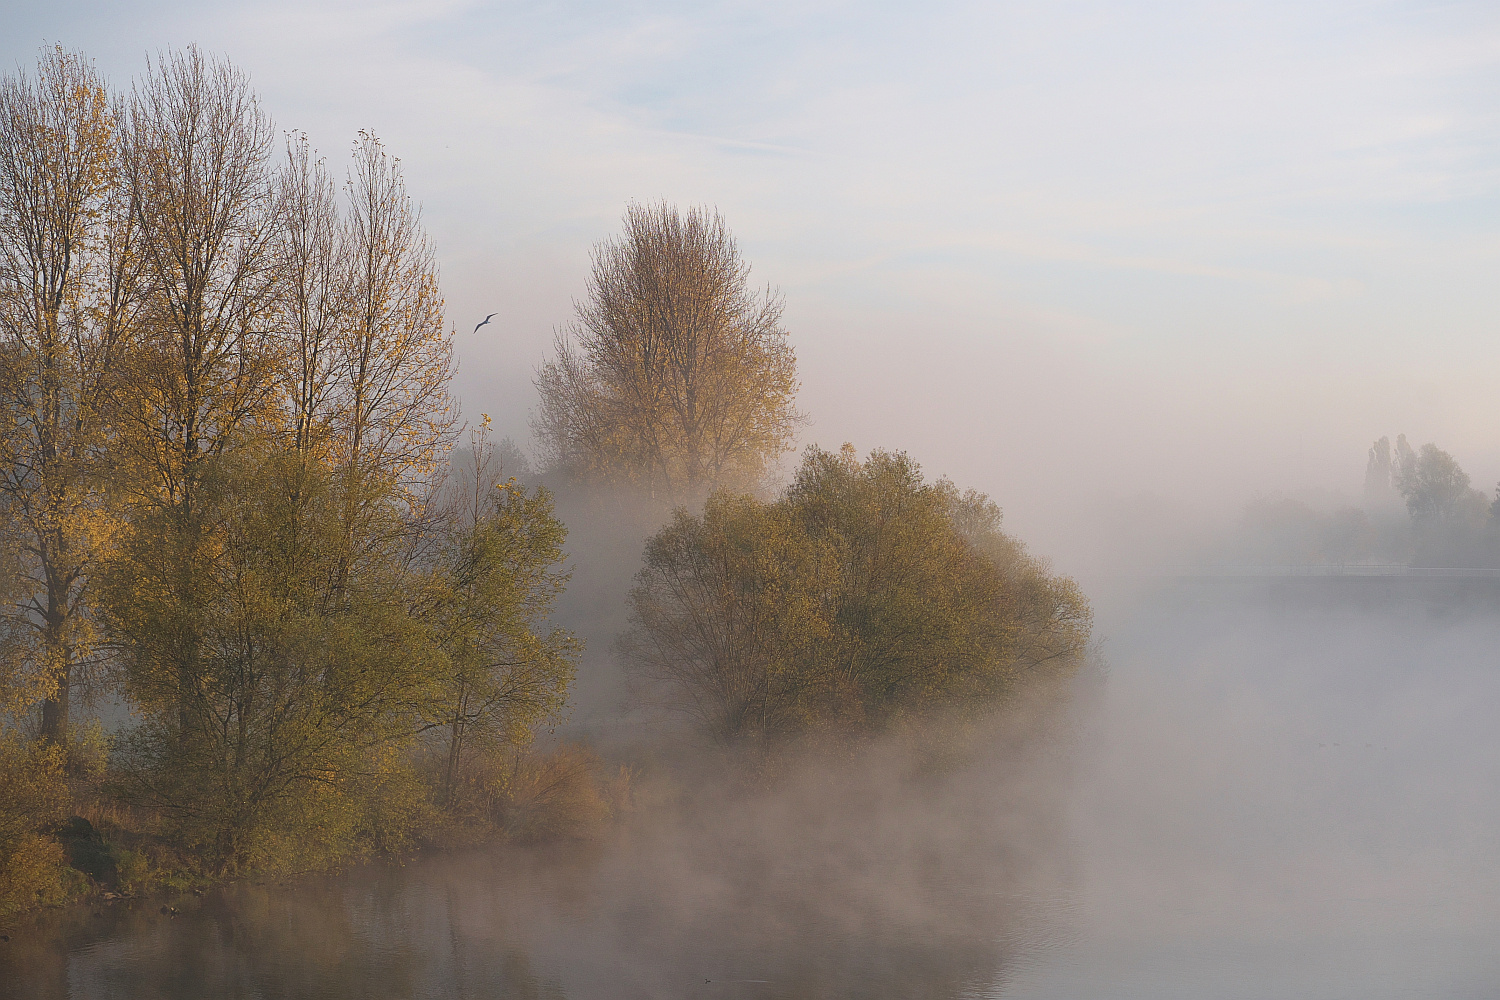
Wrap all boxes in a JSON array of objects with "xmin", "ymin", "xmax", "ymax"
[{"xmin": 3, "ymin": 577, "xmax": 1499, "ymax": 999}]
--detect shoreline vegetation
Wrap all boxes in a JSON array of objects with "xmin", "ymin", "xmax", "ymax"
[{"xmin": 0, "ymin": 45, "xmax": 1090, "ymax": 927}]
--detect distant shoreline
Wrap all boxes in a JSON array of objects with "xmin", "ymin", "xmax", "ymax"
[{"xmin": 1104, "ymin": 566, "xmax": 1500, "ymax": 580}]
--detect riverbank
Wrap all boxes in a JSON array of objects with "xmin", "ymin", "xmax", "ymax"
[{"xmin": 0, "ymin": 740, "xmax": 634, "ymax": 930}]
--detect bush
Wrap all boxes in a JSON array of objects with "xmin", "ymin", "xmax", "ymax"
[
  {"xmin": 0, "ymin": 734, "xmax": 73, "ymax": 920},
  {"xmin": 66, "ymin": 720, "xmax": 110, "ymax": 781},
  {"xmin": 624, "ymin": 445, "xmax": 1093, "ymax": 741},
  {"xmin": 435, "ymin": 743, "xmax": 631, "ymax": 844},
  {"xmin": 0, "ymin": 834, "xmax": 72, "ymax": 918},
  {"xmin": 498, "ymin": 744, "xmax": 629, "ymax": 842}
]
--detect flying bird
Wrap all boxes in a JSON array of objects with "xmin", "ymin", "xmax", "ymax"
[{"xmin": 472, "ymin": 313, "xmax": 497, "ymax": 334}]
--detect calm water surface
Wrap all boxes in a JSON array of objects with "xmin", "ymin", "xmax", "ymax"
[{"xmin": 4, "ymin": 579, "xmax": 1499, "ymax": 999}]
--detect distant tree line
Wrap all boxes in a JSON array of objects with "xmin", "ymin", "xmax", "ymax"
[{"xmin": 1237, "ymin": 433, "xmax": 1500, "ymax": 568}]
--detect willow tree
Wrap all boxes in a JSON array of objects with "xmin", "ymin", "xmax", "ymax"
[
  {"xmin": 535, "ymin": 203, "xmax": 799, "ymax": 495},
  {"xmin": 0, "ymin": 47, "xmax": 126, "ymax": 743},
  {"xmin": 623, "ymin": 492, "xmax": 840, "ymax": 741}
]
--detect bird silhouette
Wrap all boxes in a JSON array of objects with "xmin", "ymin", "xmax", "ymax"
[{"xmin": 472, "ymin": 313, "xmax": 497, "ymax": 334}]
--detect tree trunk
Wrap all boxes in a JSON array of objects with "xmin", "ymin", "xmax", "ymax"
[{"xmin": 39, "ymin": 562, "xmax": 70, "ymax": 744}]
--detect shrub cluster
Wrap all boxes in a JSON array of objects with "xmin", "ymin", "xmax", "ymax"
[{"xmin": 625, "ymin": 446, "xmax": 1092, "ymax": 741}]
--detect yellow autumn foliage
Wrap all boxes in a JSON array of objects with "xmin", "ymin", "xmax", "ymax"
[
  {"xmin": 535, "ymin": 202, "xmax": 799, "ymax": 495},
  {"xmin": 0, "ymin": 734, "xmax": 72, "ymax": 920}
]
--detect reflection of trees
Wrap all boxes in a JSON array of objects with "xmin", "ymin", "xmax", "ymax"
[{"xmin": 0, "ymin": 876, "xmax": 546, "ymax": 999}]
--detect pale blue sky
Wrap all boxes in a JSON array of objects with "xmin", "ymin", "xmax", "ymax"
[{"xmin": 5, "ymin": 0, "xmax": 1499, "ymax": 562}]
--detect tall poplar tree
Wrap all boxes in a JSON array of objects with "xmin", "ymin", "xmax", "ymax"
[
  {"xmin": 109, "ymin": 46, "xmax": 280, "ymax": 735},
  {"xmin": 0, "ymin": 47, "xmax": 125, "ymax": 742}
]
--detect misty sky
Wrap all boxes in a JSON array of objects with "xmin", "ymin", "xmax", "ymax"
[{"xmin": 5, "ymin": 0, "xmax": 1498, "ymax": 564}]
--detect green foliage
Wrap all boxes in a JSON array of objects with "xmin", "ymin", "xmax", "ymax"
[
  {"xmin": 1397, "ymin": 443, "xmax": 1484, "ymax": 525},
  {"xmin": 99, "ymin": 448, "xmax": 440, "ymax": 873},
  {"xmin": 86, "ymin": 430, "xmax": 579, "ymax": 878},
  {"xmin": 0, "ymin": 45, "xmax": 591, "ymax": 916},
  {"xmin": 625, "ymin": 445, "xmax": 1092, "ymax": 742},
  {"xmin": 788, "ymin": 446, "xmax": 1023, "ymax": 710},
  {"xmin": 113, "ymin": 848, "xmax": 153, "ymax": 896},
  {"xmin": 1243, "ymin": 436, "xmax": 1500, "ymax": 570},
  {"xmin": 65, "ymin": 718, "xmax": 110, "ymax": 780},
  {"xmin": 627, "ymin": 494, "xmax": 840, "ymax": 739},
  {"xmin": 0, "ymin": 516, "xmax": 50, "ymax": 719},
  {"xmin": 425, "ymin": 431, "xmax": 580, "ymax": 803},
  {"xmin": 1387, "ymin": 440, "xmax": 1493, "ymax": 566}
]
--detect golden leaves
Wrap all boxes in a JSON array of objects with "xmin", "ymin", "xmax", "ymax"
[
  {"xmin": 535, "ymin": 202, "xmax": 800, "ymax": 496},
  {"xmin": 0, "ymin": 47, "xmax": 122, "ymax": 736}
]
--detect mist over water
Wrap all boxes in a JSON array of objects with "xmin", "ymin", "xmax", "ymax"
[
  {"xmin": 5, "ymin": 570, "xmax": 1499, "ymax": 998},
  {"xmin": 1009, "ymin": 574, "xmax": 1500, "ymax": 998}
]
